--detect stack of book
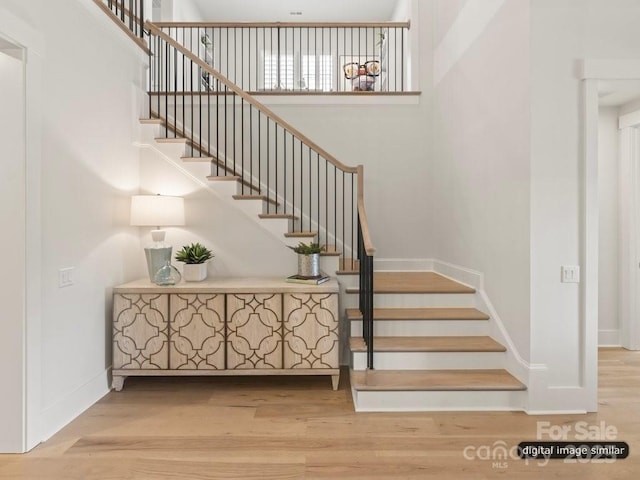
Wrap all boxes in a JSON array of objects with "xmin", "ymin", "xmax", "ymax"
[{"xmin": 285, "ymin": 273, "xmax": 330, "ymax": 285}]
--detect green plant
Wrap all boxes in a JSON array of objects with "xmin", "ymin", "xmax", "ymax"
[
  {"xmin": 288, "ymin": 242, "xmax": 325, "ymax": 255},
  {"xmin": 175, "ymin": 243, "xmax": 214, "ymax": 264}
]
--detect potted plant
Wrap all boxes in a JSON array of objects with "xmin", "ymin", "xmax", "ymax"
[
  {"xmin": 175, "ymin": 243, "xmax": 214, "ymax": 282},
  {"xmin": 289, "ymin": 242, "xmax": 325, "ymax": 278}
]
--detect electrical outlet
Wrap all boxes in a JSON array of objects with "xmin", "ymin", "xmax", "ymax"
[
  {"xmin": 59, "ymin": 267, "xmax": 74, "ymax": 288},
  {"xmin": 561, "ymin": 265, "xmax": 580, "ymax": 283}
]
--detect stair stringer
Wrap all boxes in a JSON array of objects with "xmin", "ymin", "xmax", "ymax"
[{"xmin": 135, "ymin": 121, "xmax": 341, "ymax": 274}]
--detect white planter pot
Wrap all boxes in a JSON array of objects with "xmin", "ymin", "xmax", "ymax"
[{"xmin": 183, "ymin": 263, "xmax": 208, "ymax": 282}]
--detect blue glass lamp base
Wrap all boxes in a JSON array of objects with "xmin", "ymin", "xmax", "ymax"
[{"xmin": 144, "ymin": 246, "xmax": 172, "ymax": 282}]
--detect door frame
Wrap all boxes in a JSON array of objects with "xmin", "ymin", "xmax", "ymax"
[
  {"xmin": 619, "ymin": 109, "xmax": 640, "ymax": 350},
  {"xmin": 0, "ymin": 7, "xmax": 44, "ymax": 452},
  {"xmin": 581, "ymin": 59, "xmax": 640, "ymax": 412}
]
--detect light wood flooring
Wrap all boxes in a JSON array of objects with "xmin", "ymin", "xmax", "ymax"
[{"xmin": 1, "ymin": 348, "xmax": 639, "ymax": 479}]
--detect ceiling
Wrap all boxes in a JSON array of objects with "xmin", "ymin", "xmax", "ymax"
[
  {"xmin": 190, "ymin": 0, "xmax": 400, "ymax": 22},
  {"xmin": 599, "ymin": 80, "xmax": 640, "ymax": 107}
]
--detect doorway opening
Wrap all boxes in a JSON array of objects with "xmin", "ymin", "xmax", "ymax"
[{"xmin": 0, "ymin": 36, "xmax": 26, "ymax": 453}]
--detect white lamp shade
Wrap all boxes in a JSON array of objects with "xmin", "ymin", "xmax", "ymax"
[{"xmin": 130, "ymin": 195, "xmax": 185, "ymax": 227}]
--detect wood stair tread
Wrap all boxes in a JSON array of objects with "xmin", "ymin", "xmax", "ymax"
[
  {"xmin": 349, "ymin": 336, "xmax": 506, "ymax": 353},
  {"xmin": 183, "ymin": 156, "xmax": 215, "ymax": 162},
  {"xmin": 140, "ymin": 118, "xmax": 164, "ymax": 124},
  {"xmin": 346, "ymin": 272, "xmax": 475, "ymax": 294},
  {"xmin": 284, "ymin": 231, "xmax": 317, "ymax": 238},
  {"xmin": 207, "ymin": 176, "xmax": 260, "ymax": 192},
  {"xmin": 350, "ymin": 369, "xmax": 525, "ymax": 392},
  {"xmin": 155, "ymin": 137, "xmax": 187, "ymax": 143},
  {"xmin": 320, "ymin": 246, "xmax": 341, "ymax": 257},
  {"xmin": 259, "ymin": 214, "xmax": 298, "ymax": 220},
  {"xmin": 346, "ymin": 307, "xmax": 490, "ymax": 321},
  {"xmin": 232, "ymin": 195, "xmax": 279, "ymax": 206}
]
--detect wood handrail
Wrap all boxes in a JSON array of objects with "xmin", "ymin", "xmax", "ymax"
[
  {"xmin": 152, "ymin": 21, "xmax": 410, "ymax": 29},
  {"xmin": 146, "ymin": 21, "xmax": 358, "ymax": 174},
  {"xmin": 357, "ymin": 165, "xmax": 376, "ymax": 256}
]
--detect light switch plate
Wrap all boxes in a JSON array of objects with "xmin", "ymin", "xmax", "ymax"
[
  {"xmin": 59, "ymin": 267, "xmax": 74, "ymax": 288},
  {"xmin": 561, "ymin": 265, "xmax": 580, "ymax": 283}
]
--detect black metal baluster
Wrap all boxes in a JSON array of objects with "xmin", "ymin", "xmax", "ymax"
[
  {"xmin": 241, "ymin": 98, "xmax": 245, "ymax": 193},
  {"xmin": 283, "ymin": 130, "xmax": 287, "ymax": 214},
  {"xmin": 351, "ymin": 174, "xmax": 355, "ymax": 270},
  {"xmin": 258, "ymin": 112, "xmax": 261, "ymax": 194},
  {"xmin": 300, "ymin": 142, "xmax": 303, "ymax": 232},
  {"xmin": 325, "ymin": 160, "xmax": 328, "ymax": 247},
  {"xmin": 401, "ymin": 26, "xmax": 405, "ymax": 91},
  {"xmin": 266, "ymin": 120, "xmax": 270, "ymax": 212}
]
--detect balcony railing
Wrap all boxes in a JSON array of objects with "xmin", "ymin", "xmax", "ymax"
[{"xmin": 153, "ymin": 22, "xmax": 411, "ymax": 93}]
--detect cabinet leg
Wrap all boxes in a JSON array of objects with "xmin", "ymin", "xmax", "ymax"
[
  {"xmin": 112, "ymin": 375, "xmax": 126, "ymax": 392},
  {"xmin": 331, "ymin": 373, "xmax": 340, "ymax": 391}
]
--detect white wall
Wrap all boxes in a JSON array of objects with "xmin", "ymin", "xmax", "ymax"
[
  {"xmin": 530, "ymin": 0, "xmax": 640, "ymax": 410},
  {"xmin": 171, "ymin": 0, "xmax": 203, "ymax": 22},
  {"xmin": 431, "ymin": 0, "xmax": 531, "ymax": 360},
  {"xmin": 138, "ymin": 146, "xmax": 297, "ymax": 277},
  {"xmin": 0, "ymin": 47, "xmax": 25, "ymax": 453},
  {"xmin": 0, "ymin": 0, "xmax": 145, "ymax": 449},
  {"xmin": 598, "ymin": 107, "xmax": 620, "ymax": 346}
]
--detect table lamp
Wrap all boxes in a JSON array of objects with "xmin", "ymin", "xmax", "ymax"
[{"xmin": 130, "ymin": 194, "xmax": 185, "ymax": 281}]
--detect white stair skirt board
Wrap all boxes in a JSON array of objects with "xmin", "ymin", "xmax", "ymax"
[
  {"xmin": 351, "ymin": 388, "xmax": 527, "ymax": 412},
  {"xmin": 351, "ymin": 351, "xmax": 506, "ymax": 370},
  {"xmin": 350, "ymin": 319, "xmax": 489, "ymax": 337}
]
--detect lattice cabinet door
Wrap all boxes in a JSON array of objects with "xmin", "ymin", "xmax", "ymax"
[
  {"xmin": 226, "ymin": 294, "xmax": 283, "ymax": 369},
  {"xmin": 169, "ymin": 294, "xmax": 225, "ymax": 370},
  {"xmin": 283, "ymin": 293, "xmax": 339, "ymax": 369},
  {"xmin": 113, "ymin": 293, "xmax": 169, "ymax": 369}
]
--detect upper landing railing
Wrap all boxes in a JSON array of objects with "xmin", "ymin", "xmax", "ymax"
[{"xmin": 153, "ymin": 22, "xmax": 411, "ymax": 93}]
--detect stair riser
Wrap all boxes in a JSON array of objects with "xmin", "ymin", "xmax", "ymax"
[
  {"xmin": 353, "ymin": 293, "xmax": 478, "ymax": 308},
  {"xmin": 257, "ymin": 218, "xmax": 290, "ymax": 240},
  {"xmin": 350, "ymin": 320, "xmax": 489, "ymax": 337},
  {"xmin": 153, "ymin": 140, "xmax": 187, "ymax": 159},
  {"xmin": 351, "ymin": 351, "xmax": 506, "ymax": 370},
  {"xmin": 209, "ymin": 182, "xmax": 240, "ymax": 198},
  {"xmin": 230, "ymin": 198, "xmax": 264, "ymax": 217},
  {"xmin": 139, "ymin": 123, "xmax": 161, "ymax": 143},
  {"xmin": 181, "ymin": 161, "xmax": 212, "ymax": 181},
  {"xmin": 320, "ymin": 256, "xmax": 340, "ymax": 276},
  {"xmin": 352, "ymin": 388, "xmax": 526, "ymax": 412}
]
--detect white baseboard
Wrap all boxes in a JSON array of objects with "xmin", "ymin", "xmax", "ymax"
[
  {"xmin": 373, "ymin": 258, "xmax": 434, "ymax": 271},
  {"xmin": 598, "ymin": 329, "xmax": 621, "ymax": 346},
  {"xmin": 35, "ymin": 369, "xmax": 110, "ymax": 444},
  {"xmin": 431, "ymin": 259, "xmax": 483, "ymax": 290}
]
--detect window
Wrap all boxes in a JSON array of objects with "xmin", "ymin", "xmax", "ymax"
[
  {"xmin": 263, "ymin": 53, "xmax": 334, "ymax": 91},
  {"xmin": 302, "ymin": 55, "xmax": 334, "ymax": 91},
  {"xmin": 264, "ymin": 54, "xmax": 294, "ymax": 90}
]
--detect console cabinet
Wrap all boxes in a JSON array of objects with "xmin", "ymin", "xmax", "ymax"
[{"xmin": 112, "ymin": 278, "xmax": 339, "ymax": 391}]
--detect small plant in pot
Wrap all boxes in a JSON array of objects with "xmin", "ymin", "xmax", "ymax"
[
  {"xmin": 175, "ymin": 243, "xmax": 214, "ymax": 282},
  {"xmin": 289, "ymin": 242, "xmax": 325, "ymax": 278}
]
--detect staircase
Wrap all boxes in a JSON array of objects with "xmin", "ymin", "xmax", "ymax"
[
  {"xmin": 343, "ymin": 272, "xmax": 526, "ymax": 411},
  {"xmin": 96, "ymin": 0, "xmax": 527, "ymax": 413}
]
